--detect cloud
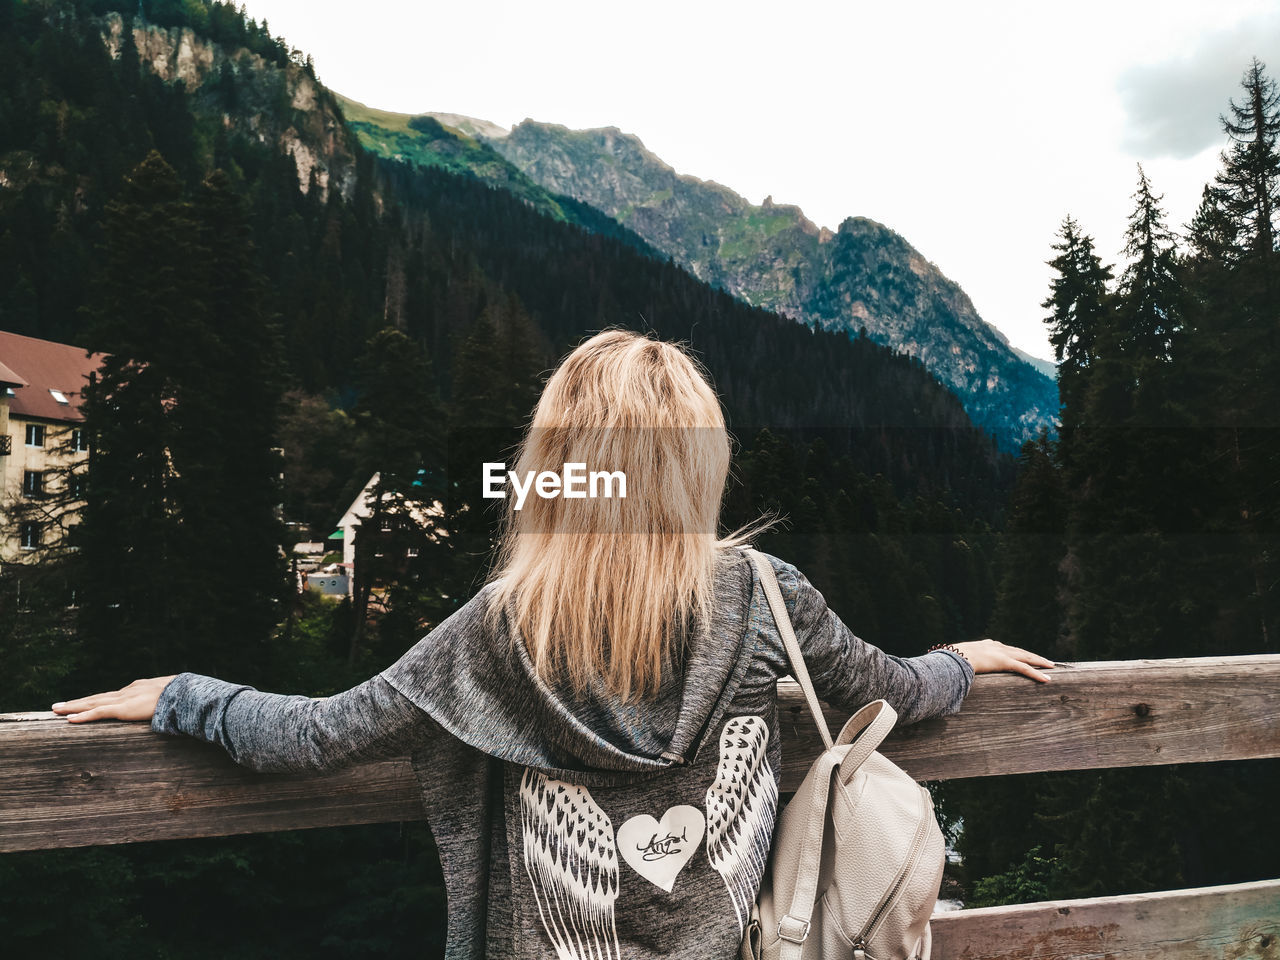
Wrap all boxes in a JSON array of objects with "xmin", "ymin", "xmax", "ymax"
[{"xmin": 1118, "ymin": 13, "xmax": 1280, "ymax": 159}]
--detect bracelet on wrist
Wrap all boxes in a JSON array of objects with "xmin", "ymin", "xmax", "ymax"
[{"xmin": 927, "ymin": 642, "xmax": 969, "ymax": 666}]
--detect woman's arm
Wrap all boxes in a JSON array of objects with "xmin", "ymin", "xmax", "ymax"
[
  {"xmin": 759, "ymin": 556, "xmax": 1052, "ymax": 724},
  {"xmin": 53, "ymin": 672, "xmax": 433, "ymax": 774}
]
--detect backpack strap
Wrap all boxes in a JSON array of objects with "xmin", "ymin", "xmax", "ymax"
[
  {"xmin": 773, "ymin": 747, "xmax": 842, "ymax": 960},
  {"xmin": 747, "ymin": 550, "xmax": 905, "ymax": 959},
  {"xmin": 744, "ymin": 549, "xmax": 835, "ymax": 754},
  {"xmin": 835, "ymin": 699, "xmax": 899, "ymax": 783}
]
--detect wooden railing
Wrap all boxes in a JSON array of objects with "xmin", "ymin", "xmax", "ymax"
[{"xmin": 3, "ymin": 655, "xmax": 1279, "ymax": 958}]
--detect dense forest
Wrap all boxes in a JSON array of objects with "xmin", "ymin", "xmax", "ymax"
[
  {"xmin": 1, "ymin": 0, "xmax": 1276, "ymax": 953},
  {"xmin": 951, "ymin": 59, "xmax": 1280, "ymax": 904}
]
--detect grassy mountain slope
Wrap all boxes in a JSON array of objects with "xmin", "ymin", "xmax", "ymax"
[
  {"xmin": 334, "ymin": 94, "xmax": 662, "ymax": 257},
  {"xmin": 336, "ymin": 94, "xmax": 571, "ymax": 221}
]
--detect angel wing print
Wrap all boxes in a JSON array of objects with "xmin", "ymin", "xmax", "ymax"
[
  {"xmin": 520, "ymin": 768, "xmax": 622, "ymax": 960},
  {"xmin": 704, "ymin": 714, "xmax": 779, "ymax": 933}
]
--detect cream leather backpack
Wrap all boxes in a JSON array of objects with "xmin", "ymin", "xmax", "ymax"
[{"xmin": 742, "ymin": 549, "xmax": 947, "ymax": 960}]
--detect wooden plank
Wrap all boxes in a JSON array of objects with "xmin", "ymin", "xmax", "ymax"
[
  {"xmin": 0, "ymin": 714, "xmax": 424, "ymax": 852},
  {"xmin": 779, "ymin": 654, "xmax": 1280, "ymax": 784},
  {"xmin": 2, "ymin": 655, "xmax": 1278, "ymax": 852},
  {"xmin": 930, "ymin": 878, "xmax": 1280, "ymax": 959}
]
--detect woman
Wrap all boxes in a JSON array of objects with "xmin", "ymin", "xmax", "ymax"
[{"xmin": 54, "ymin": 329, "xmax": 1053, "ymax": 959}]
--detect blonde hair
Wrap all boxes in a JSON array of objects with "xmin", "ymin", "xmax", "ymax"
[{"xmin": 483, "ymin": 328, "xmax": 773, "ymax": 703}]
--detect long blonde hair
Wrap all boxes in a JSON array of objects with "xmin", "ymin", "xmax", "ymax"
[{"xmin": 483, "ymin": 328, "xmax": 772, "ymax": 703}]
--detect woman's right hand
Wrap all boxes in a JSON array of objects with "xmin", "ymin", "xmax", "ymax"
[
  {"xmin": 51, "ymin": 675, "xmax": 179, "ymax": 722},
  {"xmin": 951, "ymin": 639, "xmax": 1054, "ymax": 682}
]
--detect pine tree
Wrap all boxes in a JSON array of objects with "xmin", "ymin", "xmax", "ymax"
[
  {"xmin": 1206, "ymin": 60, "xmax": 1280, "ymax": 652},
  {"xmin": 1117, "ymin": 165, "xmax": 1181, "ymax": 372},
  {"xmin": 347, "ymin": 327, "xmax": 443, "ymax": 666},
  {"xmin": 1179, "ymin": 185, "xmax": 1257, "ymax": 649},
  {"xmin": 1041, "ymin": 217, "xmax": 1114, "ymax": 430},
  {"xmin": 1216, "ymin": 58, "xmax": 1280, "ymax": 259},
  {"xmin": 75, "ymin": 150, "xmax": 204, "ymax": 680},
  {"xmin": 186, "ymin": 169, "xmax": 290, "ymax": 676},
  {"xmin": 1210, "ymin": 61, "xmax": 1280, "ymax": 467},
  {"xmin": 1178, "ymin": 185, "xmax": 1240, "ymax": 422},
  {"xmin": 74, "ymin": 155, "xmax": 289, "ymax": 681}
]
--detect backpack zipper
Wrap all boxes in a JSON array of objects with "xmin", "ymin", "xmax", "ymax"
[{"xmin": 850, "ymin": 790, "xmax": 933, "ymax": 960}]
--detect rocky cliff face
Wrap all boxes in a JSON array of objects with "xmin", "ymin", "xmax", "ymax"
[
  {"xmin": 98, "ymin": 11, "xmax": 358, "ymax": 202},
  {"xmin": 478, "ymin": 120, "xmax": 1058, "ymax": 447}
]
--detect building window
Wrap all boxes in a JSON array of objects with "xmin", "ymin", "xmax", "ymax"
[
  {"xmin": 71, "ymin": 427, "xmax": 87, "ymax": 452},
  {"xmin": 25, "ymin": 423, "xmax": 44, "ymax": 447},
  {"xmin": 23, "ymin": 470, "xmax": 44, "ymax": 498},
  {"xmin": 70, "ymin": 472, "xmax": 86, "ymax": 500},
  {"xmin": 20, "ymin": 521, "xmax": 41, "ymax": 550},
  {"xmin": 49, "ymin": 388, "xmax": 69, "ymax": 404}
]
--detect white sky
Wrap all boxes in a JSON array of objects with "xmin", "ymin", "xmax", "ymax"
[{"xmin": 243, "ymin": 0, "xmax": 1280, "ymax": 363}]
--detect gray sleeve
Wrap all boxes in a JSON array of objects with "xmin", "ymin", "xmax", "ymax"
[
  {"xmin": 150, "ymin": 671, "xmax": 434, "ymax": 773},
  {"xmin": 759, "ymin": 556, "xmax": 974, "ymax": 725}
]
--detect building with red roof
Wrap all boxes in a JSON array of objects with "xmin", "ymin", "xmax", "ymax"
[{"xmin": 0, "ymin": 330, "xmax": 108, "ymax": 563}]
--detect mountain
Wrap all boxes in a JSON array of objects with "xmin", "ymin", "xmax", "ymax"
[
  {"xmin": 344, "ymin": 110, "xmax": 1058, "ymax": 449},
  {"xmin": 479, "ymin": 121, "xmax": 1061, "ymax": 449},
  {"xmin": 0, "ymin": 0, "xmax": 1013, "ymax": 515}
]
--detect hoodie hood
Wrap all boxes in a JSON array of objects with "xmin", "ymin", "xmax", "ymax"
[{"xmin": 378, "ymin": 547, "xmax": 757, "ymax": 787}]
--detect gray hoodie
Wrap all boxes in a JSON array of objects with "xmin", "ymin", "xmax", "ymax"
[{"xmin": 152, "ymin": 547, "xmax": 973, "ymax": 959}]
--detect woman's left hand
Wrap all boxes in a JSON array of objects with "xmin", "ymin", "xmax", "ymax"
[
  {"xmin": 951, "ymin": 639, "xmax": 1055, "ymax": 682},
  {"xmin": 51, "ymin": 676, "xmax": 179, "ymax": 723}
]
